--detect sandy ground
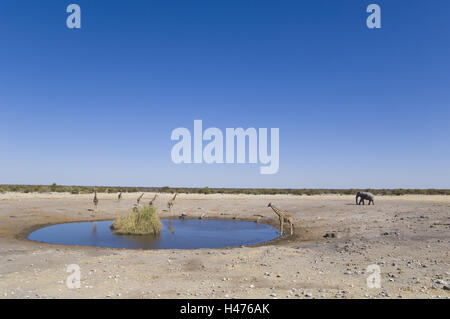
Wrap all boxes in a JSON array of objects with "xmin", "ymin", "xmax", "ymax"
[{"xmin": 0, "ymin": 192, "xmax": 449, "ymax": 299}]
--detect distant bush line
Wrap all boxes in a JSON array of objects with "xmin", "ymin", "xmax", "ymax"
[{"xmin": 0, "ymin": 184, "xmax": 449, "ymax": 196}]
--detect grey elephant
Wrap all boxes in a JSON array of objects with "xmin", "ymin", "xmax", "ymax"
[{"xmin": 356, "ymin": 192, "xmax": 374, "ymax": 205}]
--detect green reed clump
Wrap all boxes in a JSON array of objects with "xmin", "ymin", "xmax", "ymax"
[{"xmin": 110, "ymin": 205, "xmax": 162, "ymax": 235}]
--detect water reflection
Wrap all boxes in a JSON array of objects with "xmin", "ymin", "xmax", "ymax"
[{"xmin": 167, "ymin": 220, "xmax": 175, "ymax": 234}]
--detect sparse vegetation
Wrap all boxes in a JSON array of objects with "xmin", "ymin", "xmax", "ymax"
[
  {"xmin": 0, "ymin": 184, "xmax": 449, "ymax": 196},
  {"xmin": 110, "ymin": 206, "xmax": 162, "ymax": 236}
]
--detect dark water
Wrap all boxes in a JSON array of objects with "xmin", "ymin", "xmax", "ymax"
[{"xmin": 28, "ymin": 219, "xmax": 279, "ymax": 249}]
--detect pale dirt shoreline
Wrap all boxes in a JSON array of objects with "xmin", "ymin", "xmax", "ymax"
[{"xmin": 0, "ymin": 193, "xmax": 449, "ymax": 299}]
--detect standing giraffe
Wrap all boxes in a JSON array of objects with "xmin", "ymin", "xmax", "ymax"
[
  {"xmin": 267, "ymin": 203, "xmax": 294, "ymax": 236},
  {"xmin": 93, "ymin": 190, "xmax": 99, "ymax": 212},
  {"xmin": 136, "ymin": 193, "xmax": 144, "ymax": 206},
  {"xmin": 149, "ymin": 194, "xmax": 158, "ymax": 206},
  {"xmin": 167, "ymin": 193, "xmax": 178, "ymax": 211}
]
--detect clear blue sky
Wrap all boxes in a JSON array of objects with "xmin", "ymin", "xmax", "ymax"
[{"xmin": 1, "ymin": 0, "xmax": 449, "ymax": 188}]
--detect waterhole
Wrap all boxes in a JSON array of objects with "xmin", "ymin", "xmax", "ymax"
[{"xmin": 28, "ymin": 219, "xmax": 279, "ymax": 249}]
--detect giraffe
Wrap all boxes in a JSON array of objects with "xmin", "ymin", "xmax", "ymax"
[
  {"xmin": 267, "ymin": 203, "xmax": 294, "ymax": 236},
  {"xmin": 117, "ymin": 192, "xmax": 122, "ymax": 201},
  {"xmin": 93, "ymin": 190, "xmax": 99, "ymax": 212},
  {"xmin": 149, "ymin": 194, "xmax": 158, "ymax": 206},
  {"xmin": 136, "ymin": 193, "xmax": 144, "ymax": 206},
  {"xmin": 167, "ymin": 193, "xmax": 178, "ymax": 211}
]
